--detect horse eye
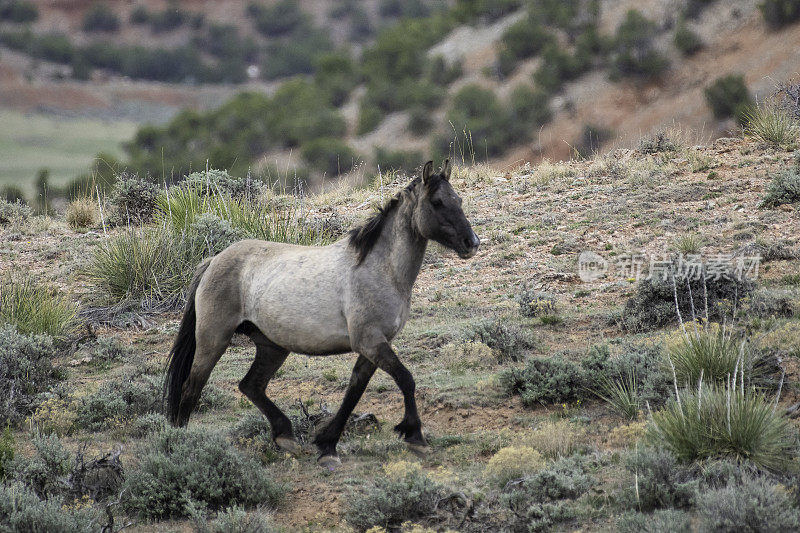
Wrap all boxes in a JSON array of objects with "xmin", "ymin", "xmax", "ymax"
[{"xmin": 431, "ymin": 198, "xmax": 443, "ymax": 207}]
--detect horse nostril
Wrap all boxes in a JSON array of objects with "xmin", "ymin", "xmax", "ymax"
[{"xmin": 464, "ymin": 234, "xmax": 480, "ymax": 249}]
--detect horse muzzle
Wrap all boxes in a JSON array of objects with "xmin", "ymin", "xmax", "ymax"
[{"xmin": 457, "ymin": 232, "xmax": 480, "ymax": 259}]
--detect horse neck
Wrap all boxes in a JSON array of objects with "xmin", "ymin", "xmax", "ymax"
[{"xmin": 377, "ymin": 199, "xmax": 427, "ymax": 295}]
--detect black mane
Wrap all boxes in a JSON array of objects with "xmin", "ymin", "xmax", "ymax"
[{"xmin": 348, "ymin": 175, "xmax": 441, "ymax": 264}]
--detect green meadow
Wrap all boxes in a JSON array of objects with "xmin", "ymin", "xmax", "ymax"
[{"xmin": 0, "ymin": 108, "xmax": 138, "ymax": 196}]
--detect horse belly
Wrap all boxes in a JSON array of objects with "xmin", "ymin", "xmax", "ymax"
[{"xmin": 246, "ymin": 264, "xmax": 351, "ymax": 354}]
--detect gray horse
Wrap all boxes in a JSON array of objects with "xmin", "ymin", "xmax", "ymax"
[{"xmin": 164, "ymin": 160, "xmax": 480, "ymax": 466}]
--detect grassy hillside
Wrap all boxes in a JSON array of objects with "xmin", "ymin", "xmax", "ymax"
[{"xmin": 0, "ymin": 129, "xmax": 799, "ymax": 530}]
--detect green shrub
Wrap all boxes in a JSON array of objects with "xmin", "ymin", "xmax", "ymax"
[
  {"xmin": 344, "ymin": 465, "xmax": 448, "ymax": 531},
  {"xmin": 149, "ymin": 3, "xmax": 189, "ymax": 33},
  {"xmin": 0, "ymin": 326, "xmax": 62, "ymax": 424},
  {"xmin": 1, "ymin": 185, "xmax": 25, "ymax": 203},
  {"xmin": 610, "ymin": 10, "xmax": 669, "ymax": 79},
  {"xmin": 129, "ymin": 5, "xmax": 149, "ymax": 24},
  {"xmin": 248, "ymin": 0, "xmax": 307, "ymax": 37},
  {"xmin": 314, "ymin": 52, "xmax": 359, "ymax": 107},
  {"xmin": 357, "ymin": 100, "xmax": 383, "ymax": 135},
  {"xmin": 745, "ymin": 104, "xmax": 800, "ymax": 146},
  {"xmin": 0, "ymin": 198, "xmax": 32, "ymax": 225},
  {"xmin": 502, "ymin": 454, "xmax": 594, "ymax": 532},
  {"xmin": 301, "ymin": 137, "xmax": 359, "ymax": 176},
  {"xmin": 123, "ymin": 426, "xmax": 284, "ymax": 519},
  {"xmin": 82, "ymin": 3, "xmax": 120, "ymax": 32},
  {"xmin": 0, "ymin": 483, "xmax": 101, "ymax": 533},
  {"xmin": 533, "ymin": 44, "xmax": 590, "ymax": 93},
  {"xmin": 648, "ymin": 385, "xmax": 798, "ymax": 471},
  {"xmin": 375, "ymin": 148, "xmax": 422, "ymax": 173},
  {"xmin": 0, "ymin": 426, "xmax": 14, "ymax": 479},
  {"xmin": 0, "ymin": 0, "xmax": 38, "ymax": 23},
  {"xmin": 697, "ymin": 477, "xmax": 800, "ymax": 532},
  {"xmin": 705, "ymin": 74, "xmax": 754, "ymax": 123},
  {"xmin": 761, "ymin": 168, "xmax": 800, "ymax": 207},
  {"xmin": 463, "ymin": 316, "xmax": 536, "ymax": 362},
  {"xmin": 260, "ymin": 30, "xmax": 333, "ymax": 79},
  {"xmin": 622, "ymin": 447, "xmax": 698, "ymax": 511},
  {"xmin": 618, "ymin": 510, "xmax": 692, "ymax": 533},
  {"xmin": 0, "ymin": 276, "xmax": 76, "ymax": 337},
  {"xmin": 190, "ymin": 213, "xmax": 245, "ymax": 256},
  {"xmin": 408, "ymin": 106, "xmax": 433, "ymax": 135},
  {"xmin": 195, "ymin": 505, "xmax": 280, "ymax": 533},
  {"xmin": 131, "ymin": 412, "xmax": 168, "ymax": 437},
  {"xmin": 7, "ymin": 433, "xmax": 71, "ymax": 498},
  {"xmin": 108, "ymin": 173, "xmax": 159, "ymax": 225},
  {"xmin": 638, "ymin": 131, "xmax": 678, "ymax": 154},
  {"xmin": 499, "ymin": 356, "xmax": 586, "ymax": 406},
  {"xmin": 509, "ymin": 85, "xmax": 552, "ymax": 130},
  {"xmin": 674, "ymin": 21, "xmax": 703, "ymax": 56},
  {"xmin": 447, "ymin": 84, "xmax": 514, "ymax": 158},
  {"xmin": 759, "ymin": 0, "xmax": 800, "ymax": 28},
  {"xmin": 586, "ymin": 344, "xmax": 673, "ymax": 410},
  {"xmin": 74, "ymin": 372, "xmax": 161, "ymax": 431},
  {"xmin": 500, "ymin": 17, "xmax": 554, "ymax": 65},
  {"xmin": 620, "ymin": 263, "xmax": 754, "ymax": 332}
]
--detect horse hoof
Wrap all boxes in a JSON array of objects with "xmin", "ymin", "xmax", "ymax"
[
  {"xmin": 406, "ymin": 442, "xmax": 432, "ymax": 457},
  {"xmin": 275, "ymin": 437, "xmax": 303, "ymax": 456},
  {"xmin": 318, "ymin": 454, "xmax": 342, "ymax": 470}
]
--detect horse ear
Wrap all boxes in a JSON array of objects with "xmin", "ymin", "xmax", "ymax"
[
  {"xmin": 422, "ymin": 161, "xmax": 434, "ymax": 184},
  {"xmin": 441, "ymin": 159, "xmax": 451, "ymax": 181}
]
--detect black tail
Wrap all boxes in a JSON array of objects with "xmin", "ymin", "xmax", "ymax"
[{"xmin": 164, "ymin": 259, "xmax": 211, "ymax": 426}]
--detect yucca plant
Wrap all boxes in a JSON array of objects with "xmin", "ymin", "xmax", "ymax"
[
  {"xmin": 595, "ymin": 369, "xmax": 640, "ymax": 420},
  {"xmin": 648, "ymin": 383, "xmax": 796, "ymax": 472},
  {"xmin": 745, "ymin": 104, "xmax": 800, "ymax": 147},
  {"xmin": 666, "ymin": 324, "xmax": 775, "ymax": 389},
  {"xmin": 0, "ymin": 275, "xmax": 76, "ymax": 337},
  {"xmin": 88, "ymin": 227, "xmax": 202, "ymax": 309},
  {"xmin": 156, "ymin": 186, "xmax": 327, "ymax": 245}
]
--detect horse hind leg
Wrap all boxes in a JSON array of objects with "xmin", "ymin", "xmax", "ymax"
[
  {"xmin": 238, "ymin": 325, "xmax": 298, "ymax": 454},
  {"xmin": 177, "ymin": 326, "xmax": 234, "ymax": 426}
]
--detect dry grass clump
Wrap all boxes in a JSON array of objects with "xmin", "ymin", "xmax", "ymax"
[
  {"xmin": 527, "ymin": 419, "xmax": 587, "ymax": 459},
  {"xmin": 440, "ymin": 341, "xmax": 493, "ymax": 373},
  {"xmin": 65, "ymin": 197, "xmax": 98, "ymax": 229},
  {"xmin": 605, "ymin": 421, "xmax": 647, "ymax": 448},
  {"xmin": 485, "ymin": 445, "xmax": 545, "ymax": 486}
]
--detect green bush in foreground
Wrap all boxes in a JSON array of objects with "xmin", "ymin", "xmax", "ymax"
[
  {"xmin": 697, "ymin": 476, "xmax": 800, "ymax": 532},
  {"xmin": 0, "ymin": 198, "xmax": 32, "ymax": 225},
  {"xmin": 0, "ymin": 326, "xmax": 62, "ymax": 424},
  {"xmin": 123, "ymin": 426, "xmax": 285, "ymax": 520},
  {"xmin": 344, "ymin": 465, "xmax": 448, "ymax": 531},
  {"xmin": 648, "ymin": 385, "xmax": 798, "ymax": 471},
  {"xmin": 761, "ymin": 168, "xmax": 800, "ymax": 207},
  {"xmin": 0, "ymin": 276, "xmax": 76, "ymax": 337},
  {"xmin": 618, "ymin": 510, "xmax": 692, "ymax": 533},
  {"xmin": 0, "ymin": 482, "xmax": 101, "ymax": 533},
  {"xmin": 622, "ymin": 446, "xmax": 698, "ymax": 511}
]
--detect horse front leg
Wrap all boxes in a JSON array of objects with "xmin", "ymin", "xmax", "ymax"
[
  {"xmin": 362, "ymin": 340, "xmax": 429, "ymax": 455},
  {"xmin": 313, "ymin": 355, "xmax": 376, "ymax": 467}
]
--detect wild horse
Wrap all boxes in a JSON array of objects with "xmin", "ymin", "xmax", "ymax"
[{"xmin": 164, "ymin": 160, "xmax": 480, "ymax": 467}]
